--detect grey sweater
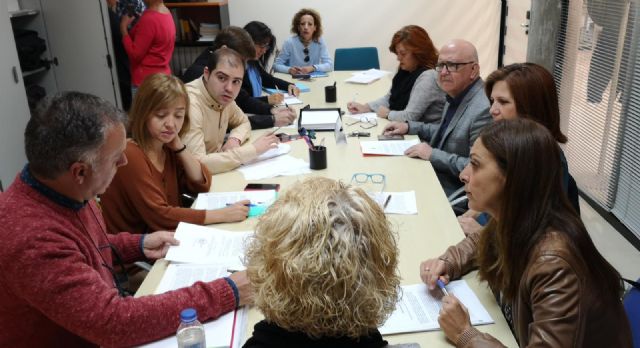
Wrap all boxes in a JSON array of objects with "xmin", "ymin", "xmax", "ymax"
[{"xmin": 367, "ymin": 69, "xmax": 446, "ymax": 124}]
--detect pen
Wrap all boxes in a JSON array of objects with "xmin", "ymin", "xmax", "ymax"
[
  {"xmin": 182, "ymin": 193, "xmax": 195, "ymax": 200},
  {"xmin": 226, "ymin": 203, "xmax": 258, "ymax": 207},
  {"xmin": 437, "ymin": 279, "xmax": 449, "ymax": 297},
  {"xmin": 269, "ymin": 126, "xmax": 282, "ymax": 135},
  {"xmin": 226, "ymin": 269, "xmax": 239, "ymax": 274},
  {"xmin": 383, "ymin": 194, "xmax": 392, "ymax": 209}
]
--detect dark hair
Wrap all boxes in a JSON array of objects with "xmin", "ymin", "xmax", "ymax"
[
  {"xmin": 290, "ymin": 8, "xmax": 323, "ymax": 41},
  {"xmin": 211, "ymin": 26, "xmax": 256, "ymax": 61},
  {"xmin": 25, "ymin": 92, "xmax": 126, "ymax": 179},
  {"xmin": 389, "ymin": 25, "xmax": 438, "ymax": 70},
  {"xmin": 206, "ymin": 46, "xmax": 246, "ymax": 72},
  {"xmin": 476, "ymin": 119, "xmax": 622, "ymax": 302},
  {"xmin": 485, "ymin": 63, "xmax": 567, "ymax": 143},
  {"xmin": 244, "ymin": 21, "xmax": 276, "ymax": 67}
]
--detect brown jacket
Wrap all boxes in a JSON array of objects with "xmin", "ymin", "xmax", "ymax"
[{"xmin": 440, "ymin": 231, "xmax": 632, "ymax": 348}]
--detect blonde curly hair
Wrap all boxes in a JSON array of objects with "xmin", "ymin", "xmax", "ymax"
[{"xmin": 245, "ymin": 177, "xmax": 400, "ymax": 339}]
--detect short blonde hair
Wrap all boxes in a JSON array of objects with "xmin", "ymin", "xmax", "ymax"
[
  {"xmin": 129, "ymin": 74, "xmax": 190, "ymax": 150},
  {"xmin": 245, "ymin": 177, "xmax": 400, "ymax": 339}
]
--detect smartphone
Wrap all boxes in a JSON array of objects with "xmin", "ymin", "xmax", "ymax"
[
  {"xmin": 292, "ymin": 73, "xmax": 311, "ymax": 79},
  {"xmin": 378, "ymin": 134, "xmax": 405, "ymax": 141},
  {"xmin": 244, "ymin": 183, "xmax": 280, "ymax": 191}
]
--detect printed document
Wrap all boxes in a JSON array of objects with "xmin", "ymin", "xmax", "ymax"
[
  {"xmin": 251, "ymin": 143, "xmax": 291, "ymax": 163},
  {"xmin": 164, "ymin": 222, "xmax": 252, "ymax": 267},
  {"xmin": 369, "ymin": 191, "xmax": 418, "ymax": 215},
  {"xmin": 345, "ymin": 69, "xmax": 390, "ymax": 84},
  {"xmin": 238, "ymin": 155, "xmax": 311, "ymax": 180},
  {"xmin": 194, "ymin": 190, "xmax": 277, "ymax": 210},
  {"xmin": 379, "ymin": 281, "xmax": 494, "ymax": 335},
  {"xmin": 360, "ymin": 139, "xmax": 420, "ymax": 156}
]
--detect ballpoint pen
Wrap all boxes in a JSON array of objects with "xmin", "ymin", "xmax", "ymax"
[
  {"xmin": 437, "ymin": 279, "xmax": 449, "ymax": 296},
  {"xmin": 269, "ymin": 126, "xmax": 282, "ymax": 135},
  {"xmin": 383, "ymin": 194, "xmax": 392, "ymax": 209}
]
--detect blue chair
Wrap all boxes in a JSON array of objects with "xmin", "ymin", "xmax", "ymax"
[
  {"xmin": 624, "ymin": 278, "xmax": 640, "ymax": 348},
  {"xmin": 334, "ymin": 47, "xmax": 380, "ymax": 71}
]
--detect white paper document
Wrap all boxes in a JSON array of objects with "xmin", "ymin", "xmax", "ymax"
[
  {"xmin": 276, "ymin": 93, "xmax": 304, "ymax": 105},
  {"xmin": 379, "ymin": 281, "xmax": 494, "ymax": 335},
  {"xmin": 251, "ymin": 143, "xmax": 291, "ymax": 163},
  {"xmin": 369, "ymin": 191, "xmax": 418, "ymax": 215},
  {"xmin": 140, "ymin": 264, "xmax": 248, "ymax": 348},
  {"xmin": 164, "ymin": 222, "xmax": 252, "ymax": 267},
  {"xmin": 345, "ymin": 69, "xmax": 390, "ymax": 84},
  {"xmin": 238, "ymin": 154, "xmax": 311, "ymax": 180},
  {"xmin": 194, "ymin": 190, "xmax": 277, "ymax": 210},
  {"xmin": 360, "ymin": 139, "xmax": 420, "ymax": 156}
]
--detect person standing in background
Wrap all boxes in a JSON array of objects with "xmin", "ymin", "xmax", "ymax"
[
  {"xmin": 120, "ymin": 0, "xmax": 175, "ymax": 96},
  {"xmin": 274, "ymin": 8, "xmax": 333, "ymax": 74}
]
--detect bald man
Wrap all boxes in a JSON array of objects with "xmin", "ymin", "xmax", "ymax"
[{"xmin": 384, "ymin": 39, "xmax": 491, "ymax": 199}]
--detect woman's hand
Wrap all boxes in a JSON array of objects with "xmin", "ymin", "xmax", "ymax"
[
  {"xmin": 297, "ymin": 66, "xmax": 315, "ymax": 74},
  {"xmin": 167, "ymin": 135, "xmax": 184, "ymax": 152},
  {"xmin": 438, "ymin": 295, "xmax": 473, "ymax": 344},
  {"xmin": 267, "ymin": 93, "xmax": 284, "ymax": 105},
  {"xmin": 221, "ymin": 137, "xmax": 241, "ymax": 152},
  {"xmin": 420, "ymin": 258, "xmax": 449, "ymax": 290},
  {"xmin": 458, "ymin": 216, "xmax": 483, "ymax": 237},
  {"xmin": 288, "ymin": 84, "xmax": 300, "ymax": 97},
  {"xmin": 120, "ymin": 14, "xmax": 135, "ymax": 36}
]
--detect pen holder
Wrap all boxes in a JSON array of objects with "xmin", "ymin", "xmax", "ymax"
[
  {"xmin": 309, "ymin": 145, "xmax": 327, "ymax": 170},
  {"xmin": 324, "ymin": 85, "xmax": 337, "ymax": 103}
]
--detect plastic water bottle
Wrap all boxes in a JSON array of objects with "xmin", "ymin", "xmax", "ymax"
[{"xmin": 176, "ymin": 308, "xmax": 206, "ymax": 348}]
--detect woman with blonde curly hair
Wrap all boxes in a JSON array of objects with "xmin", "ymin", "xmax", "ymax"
[{"xmin": 243, "ymin": 177, "xmax": 400, "ymax": 347}]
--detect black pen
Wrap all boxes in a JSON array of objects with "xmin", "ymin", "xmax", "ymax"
[{"xmin": 383, "ymin": 194, "xmax": 392, "ymax": 208}]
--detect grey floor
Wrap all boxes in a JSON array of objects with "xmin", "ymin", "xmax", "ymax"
[{"xmin": 581, "ymin": 198, "xmax": 640, "ymax": 282}]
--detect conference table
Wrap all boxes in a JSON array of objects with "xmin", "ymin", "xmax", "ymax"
[{"xmin": 136, "ymin": 71, "xmax": 517, "ymax": 347}]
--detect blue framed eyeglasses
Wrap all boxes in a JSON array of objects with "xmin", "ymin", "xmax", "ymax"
[{"xmin": 350, "ymin": 173, "xmax": 386, "ymax": 193}]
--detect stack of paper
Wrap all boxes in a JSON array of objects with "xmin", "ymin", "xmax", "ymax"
[
  {"xmin": 249, "ymin": 143, "xmax": 291, "ymax": 163},
  {"xmin": 300, "ymin": 110, "xmax": 341, "ymax": 130},
  {"xmin": 345, "ymin": 69, "xmax": 390, "ymax": 84},
  {"xmin": 238, "ymin": 155, "xmax": 311, "ymax": 180},
  {"xmin": 360, "ymin": 139, "xmax": 420, "ymax": 156},
  {"xmin": 379, "ymin": 281, "xmax": 494, "ymax": 335},
  {"xmin": 194, "ymin": 190, "xmax": 278, "ymax": 218}
]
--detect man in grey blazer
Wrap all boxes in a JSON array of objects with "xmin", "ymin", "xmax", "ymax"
[{"xmin": 383, "ymin": 40, "xmax": 491, "ymax": 197}]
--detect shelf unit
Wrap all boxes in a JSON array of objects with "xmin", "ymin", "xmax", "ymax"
[{"xmin": 166, "ymin": 1, "xmax": 229, "ymax": 75}]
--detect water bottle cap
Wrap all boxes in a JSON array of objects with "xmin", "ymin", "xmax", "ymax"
[{"xmin": 180, "ymin": 308, "xmax": 197, "ymax": 322}]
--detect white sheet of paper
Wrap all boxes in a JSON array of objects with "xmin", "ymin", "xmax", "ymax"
[
  {"xmin": 164, "ymin": 222, "xmax": 252, "ymax": 267},
  {"xmin": 250, "ymin": 143, "xmax": 291, "ymax": 163},
  {"xmin": 345, "ymin": 69, "xmax": 390, "ymax": 84},
  {"xmin": 140, "ymin": 264, "xmax": 248, "ymax": 348},
  {"xmin": 194, "ymin": 190, "xmax": 277, "ymax": 210},
  {"xmin": 276, "ymin": 94, "xmax": 303, "ymax": 105},
  {"xmin": 379, "ymin": 281, "xmax": 494, "ymax": 335},
  {"xmin": 360, "ymin": 139, "xmax": 420, "ymax": 156},
  {"xmin": 238, "ymin": 155, "xmax": 311, "ymax": 180},
  {"xmin": 369, "ymin": 191, "xmax": 418, "ymax": 215}
]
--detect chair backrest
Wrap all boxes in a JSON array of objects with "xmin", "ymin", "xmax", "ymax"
[
  {"xmin": 624, "ymin": 278, "xmax": 640, "ymax": 348},
  {"xmin": 567, "ymin": 173, "xmax": 581, "ymax": 215},
  {"xmin": 334, "ymin": 47, "xmax": 380, "ymax": 71}
]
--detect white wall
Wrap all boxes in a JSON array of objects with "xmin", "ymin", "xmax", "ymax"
[{"xmin": 229, "ymin": 0, "xmax": 502, "ymax": 78}]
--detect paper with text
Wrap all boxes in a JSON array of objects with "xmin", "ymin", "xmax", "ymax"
[
  {"xmin": 360, "ymin": 139, "xmax": 420, "ymax": 156},
  {"xmin": 194, "ymin": 190, "xmax": 277, "ymax": 210},
  {"xmin": 369, "ymin": 191, "xmax": 418, "ymax": 215},
  {"xmin": 251, "ymin": 143, "xmax": 291, "ymax": 163},
  {"xmin": 345, "ymin": 69, "xmax": 390, "ymax": 84},
  {"xmin": 238, "ymin": 154, "xmax": 311, "ymax": 180},
  {"xmin": 380, "ymin": 281, "xmax": 493, "ymax": 335},
  {"xmin": 164, "ymin": 222, "xmax": 252, "ymax": 267}
]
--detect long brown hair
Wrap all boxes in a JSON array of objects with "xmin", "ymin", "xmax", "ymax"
[
  {"xmin": 485, "ymin": 63, "xmax": 567, "ymax": 143},
  {"xmin": 476, "ymin": 119, "xmax": 622, "ymax": 301},
  {"xmin": 389, "ymin": 25, "xmax": 438, "ymax": 70}
]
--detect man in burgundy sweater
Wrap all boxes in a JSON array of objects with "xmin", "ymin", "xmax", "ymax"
[{"xmin": 0, "ymin": 92, "xmax": 252, "ymax": 347}]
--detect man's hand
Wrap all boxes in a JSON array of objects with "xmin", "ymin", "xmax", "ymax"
[
  {"xmin": 143, "ymin": 231, "xmax": 179, "ymax": 260},
  {"xmin": 405, "ymin": 143, "xmax": 433, "ymax": 160},
  {"xmin": 228, "ymin": 271, "xmax": 254, "ymax": 306},
  {"xmin": 376, "ymin": 106, "xmax": 391, "ymax": 119},
  {"xmin": 252, "ymin": 133, "xmax": 279, "ymax": 155},
  {"xmin": 438, "ymin": 295, "xmax": 473, "ymax": 344},
  {"xmin": 267, "ymin": 93, "xmax": 284, "ymax": 105},
  {"xmin": 272, "ymin": 107, "xmax": 296, "ymax": 126},
  {"xmin": 347, "ymin": 102, "xmax": 370, "ymax": 114},
  {"xmin": 383, "ymin": 121, "xmax": 409, "ymax": 136},
  {"xmin": 221, "ymin": 137, "xmax": 241, "ymax": 152}
]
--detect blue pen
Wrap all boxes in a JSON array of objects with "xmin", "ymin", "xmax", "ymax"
[
  {"xmin": 437, "ymin": 279, "xmax": 449, "ymax": 296},
  {"xmin": 226, "ymin": 203, "xmax": 257, "ymax": 207}
]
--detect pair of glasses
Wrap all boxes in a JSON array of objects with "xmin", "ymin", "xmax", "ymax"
[
  {"xmin": 351, "ymin": 173, "xmax": 386, "ymax": 193},
  {"xmin": 346, "ymin": 115, "xmax": 378, "ymax": 129},
  {"xmin": 303, "ymin": 47, "xmax": 310, "ymax": 62},
  {"xmin": 258, "ymin": 42, "xmax": 270, "ymax": 49},
  {"xmin": 435, "ymin": 61, "xmax": 475, "ymax": 72}
]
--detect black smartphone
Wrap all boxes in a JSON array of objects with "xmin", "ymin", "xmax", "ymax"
[
  {"xmin": 244, "ymin": 183, "xmax": 280, "ymax": 191},
  {"xmin": 292, "ymin": 73, "xmax": 311, "ymax": 79},
  {"xmin": 378, "ymin": 134, "xmax": 405, "ymax": 141}
]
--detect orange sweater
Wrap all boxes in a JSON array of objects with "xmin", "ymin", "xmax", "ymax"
[{"xmin": 101, "ymin": 141, "xmax": 210, "ymax": 234}]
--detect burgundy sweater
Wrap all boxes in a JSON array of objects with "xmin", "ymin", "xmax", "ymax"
[{"xmin": 0, "ymin": 169, "xmax": 236, "ymax": 347}]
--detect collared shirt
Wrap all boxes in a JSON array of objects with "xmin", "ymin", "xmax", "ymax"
[
  {"xmin": 20, "ymin": 164, "xmax": 86, "ymax": 211},
  {"xmin": 432, "ymin": 79, "xmax": 479, "ymax": 147}
]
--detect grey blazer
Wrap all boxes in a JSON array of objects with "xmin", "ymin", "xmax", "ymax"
[{"xmin": 407, "ymin": 78, "xmax": 491, "ymax": 197}]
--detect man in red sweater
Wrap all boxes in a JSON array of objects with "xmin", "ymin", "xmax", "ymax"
[{"xmin": 0, "ymin": 92, "xmax": 252, "ymax": 347}]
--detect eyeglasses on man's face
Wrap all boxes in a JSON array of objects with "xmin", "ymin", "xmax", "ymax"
[
  {"xmin": 303, "ymin": 47, "xmax": 310, "ymax": 62},
  {"xmin": 435, "ymin": 61, "xmax": 475, "ymax": 72}
]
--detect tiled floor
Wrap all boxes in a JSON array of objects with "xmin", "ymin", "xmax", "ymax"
[{"xmin": 580, "ymin": 198, "xmax": 640, "ymax": 281}]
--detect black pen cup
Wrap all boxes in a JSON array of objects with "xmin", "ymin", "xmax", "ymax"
[
  {"xmin": 309, "ymin": 146, "xmax": 327, "ymax": 170},
  {"xmin": 325, "ymin": 85, "xmax": 337, "ymax": 103}
]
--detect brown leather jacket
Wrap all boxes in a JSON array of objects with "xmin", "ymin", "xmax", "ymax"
[{"xmin": 440, "ymin": 231, "xmax": 632, "ymax": 348}]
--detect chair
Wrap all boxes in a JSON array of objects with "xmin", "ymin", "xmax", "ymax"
[
  {"xmin": 624, "ymin": 278, "xmax": 640, "ymax": 348},
  {"xmin": 334, "ymin": 47, "xmax": 380, "ymax": 71}
]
